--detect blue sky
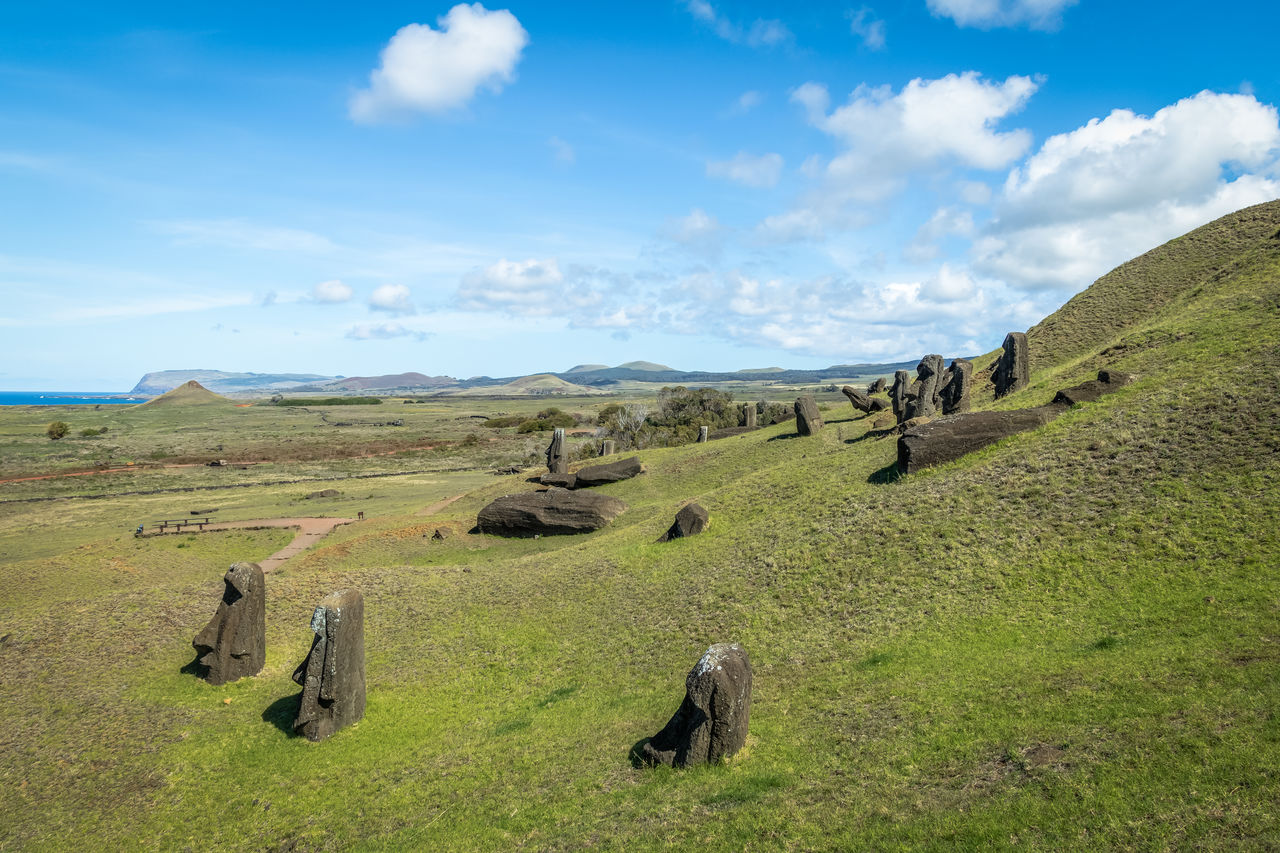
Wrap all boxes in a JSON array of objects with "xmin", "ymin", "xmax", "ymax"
[{"xmin": 2, "ymin": 0, "xmax": 1278, "ymax": 389}]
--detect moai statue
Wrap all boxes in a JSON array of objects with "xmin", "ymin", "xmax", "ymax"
[
  {"xmin": 794, "ymin": 395, "xmax": 823, "ymax": 435},
  {"xmin": 292, "ymin": 589, "xmax": 366, "ymax": 742},
  {"xmin": 192, "ymin": 562, "xmax": 266, "ymax": 685},
  {"xmin": 867, "ymin": 377, "xmax": 888, "ymax": 395},
  {"xmin": 939, "ymin": 358, "xmax": 973, "ymax": 414},
  {"xmin": 600, "ymin": 439, "xmax": 617, "ymax": 456},
  {"xmin": 742, "ymin": 403, "xmax": 757, "ymax": 429},
  {"xmin": 658, "ymin": 502, "xmax": 709, "ymax": 542},
  {"xmin": 697, "ymin": 426, "xmax": 710, "ymax": 443},
  {"xmin": 545, "ymin": 427, "xmax": 568, "ymax": 474},
  {"xmin": 890, "ymin": 370, "xmax": 911, "ymax": 423},
  {"xmin": 905, "ymin": 355, "xmax": 945, "ymax": 420},
  {"xmin": 640, "ymin": 643, "xmax": 752, "ymax": 768},
  {"xmin": 841, "ymin": 385, "xmax": 873, "ymax": 414},
  {"xmin": 993, "ymin": 332, "xmax": 1029, "ymax": 398}
]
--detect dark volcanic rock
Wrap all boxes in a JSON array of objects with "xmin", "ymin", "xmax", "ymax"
[
  {"xmin": 742, "ymin": 404, "xmax": 757, "ymax": 428},
  {"xmin": 841, "ymin": 385, "xmax": 873, "ymax": 414},
  {"xmin": 658, "ymin": 502, "xmax": 709, "ymax": 542},
  {"xmin": 905, "ymin": 355, "xmax": 945, "ymax": 419},
  {"xmin": 939, "ymin": 358, "xmax": 973, "ymax": 415},
  {"xmin": 292, "ymin": 589, "xmax": 365, "ymax": 742},
  {"xmin": 1051, "ymin": 369, "xmax": 1135, "ymax": 406},
  {"xmin": 897, "ymin": 406, "xmax": 1060, "ymax": 474},
  {"xmin": 868, "ymin": 397, "xmax": 890, "ymax": 412},
  {"xmin": 795, "ymin": 395, "xmax": 823, "ymax": 435},
  {"xmin": 545, "ymin": 427, "xmax": 568, "ymax": 474},
  {"xmin": 600, "ymin": 439, "xmax": 617, "ymax": 456},
  {"xmin": 573, "ymin": 456, "xmax": 643, "ymax": 488},
  {"xmin": 539, "ymin": 472, "xmax": 578, "ymax": 488},
  {"xmin": 890, "ymin": 370, "xmax": 911, "ymax": 423},
  {"xmin": 641, "ymin": 643, "xmax": 752, "ymax": 768},
  {"xmin": 867, "ymin": 377, "xmax": 888, "ymax": 395},
  {"xmin": 477, "ymin": 488, "xmax": 628, "ymax": 537},
  {"xmin": 192, "ymin": 562, "xmax": 266, "ymax": 686},
  {"xmin": 993, "ymin": 332, "xmax": 1030, "ymax": 398}
]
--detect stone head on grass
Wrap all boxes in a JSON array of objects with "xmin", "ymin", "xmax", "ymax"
[
  {"xmin": 192, "ymin": 561, "xmax": 266, "ymax": 686},
  {"xmin": 292, "ymin": 589, "xmax": 366, "ymax": 742},
  {"xmin": 641, "ymin": 643, "xmax": 752, "ymax": 768}
]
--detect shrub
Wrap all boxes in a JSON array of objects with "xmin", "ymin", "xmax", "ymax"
[
  {"xmin": 79, "ymin": 427, "xmax": 109, "ymax": 437},
  {"xmin": 483, "ymin": 415, "xmax": 526, "ymax": 429},
  {"xmin": 46, "ymin": 421, "xmax": 69, "ymax": 440}
]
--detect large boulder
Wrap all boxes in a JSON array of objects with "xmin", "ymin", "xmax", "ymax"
[
  {"xmin": 939, "ymin": 358, "xmax": 973, "ymax": 415},
  {"xmin": 890, "ymin": 370, "xmax": 911, "ymax": 423},
  {"xmin": 905, "ymin": 355, "xmax": 945, "ymax": 419},
  {"xmin": 539, "ymin": 472, "xmax": 577, "ymax": 488},
  {"xmin": 1051, "ymin": 369, "xmax": 1135, "ymax": 406},
  {"xmin": 993, "ymin": 332, "xmax": 1030, "ymax": 398},
  {"xmin": 292, "ymin": 589, "xmax": 365, "ymax": 742},
  {"xmin": 573, "ymin": 456, "xmax": 644, "ymax": 488},
  {"xmin": 658, "ymin": 502, "xmax": 709, "ymax": 542},
  {"xmin": 897, "ymin": 406, "xmax": 1060, "ymax": 473},
  {"xmin": 641, "ymin": 643, "xmax": 752, "ymax": 768},
  {"xmin": 545, "ymin": 428, "xmax": 568, "ymax": 474},
  {"xmin": 477, "ymin": 488, "xmax": 628, "ymax": 537},
  {"xmin": 795, "ymin": 395, "xmax": 823, "ymax": 435},
  {"xmin": 192, "ymin": 562, "xmax": 266, "ymax": 686}
]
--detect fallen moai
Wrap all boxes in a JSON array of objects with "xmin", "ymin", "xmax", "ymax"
[
  {"xmin": 658, "ymin": 502, "xmax": 709, "ymax": 542},
  {"xmin": 539, "ymin": 456, "xmax": 644, "ymax": 490},
  {"xmin": 292, "ymin": 588, "xmax": 365, "ymax": 742},
  {"xmin": 477, "ymin": 488, "xmax": 628, "ymax": 537},
  {"xmin": 795, "ymin": 395, "xmax": 823, "ymax": 435},
  {"xmin": 192, "ymin": 562, "xmax": 266, "ymax": 686},
  {"xmin": 938, "ymin": 358, "xmax": 973, "ymax": 415},
  {"xmin": 545, "ymin": 428, "xmax": 568, "ymax": 474},
  {"xmin": 898, "ymin": 369, "xmax": 1135, "ymax": 473},
  {"xmin": 993, "ymin": 332, "xmax": 1029, "ymax": 398},
  {"xmin": 641, "ymin": 643, "xmax": 752, "ymax": 768},
  {"xmin": 841, "ymin": 385, "xmax": 873, "ymax": 414}
]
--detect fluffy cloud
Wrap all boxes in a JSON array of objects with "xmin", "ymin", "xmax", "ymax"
[
  {"xmin": 349, "ymin": 3, "xmax": 529, "ymax": 122},
  {"xmin": 927, "ymin": 0, "xmax": 1078, "ymax": 30},
  {"xmin": 346, "ymin": 322, "xmax": 427, "ymax": 341},
  {"xmin": 905, "ymin": 207, "xmax": 976, "ymax": 261},
  {"xmin": 684, "ymin": 1, "xmax": 791, "ymax": 47},
  {"xmin": 706, "ymin": 151, "xmax": 784, "ymax": 188},
  {"xmin": 369, "ymin": 283, "xmax": 415, "ymax": 314},
  {"xmin": 312, "ymin": 279, "xmax": 353, "ymax": 303},
  {"xmin": 848, "ymin": 7, "xmax": 886, "ymax": 49},
  {"xmin": 457, "ymin": 258, "xmax": 566, "ymax": 316},
  {"xmin": 974, "ymin": 91, "xmax": 1280, "ymax": 291}
]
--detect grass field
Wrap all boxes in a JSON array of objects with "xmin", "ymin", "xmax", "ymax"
[{"xmin": 1, "ymin": 203, "xmax": 1278, "ymax": 850}]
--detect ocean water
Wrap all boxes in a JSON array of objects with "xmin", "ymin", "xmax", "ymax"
[{"xmin": 0, "ymin": 391, "xmax": 148, "ymax": 406}]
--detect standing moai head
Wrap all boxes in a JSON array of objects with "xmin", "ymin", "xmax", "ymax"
[
  {"xmin": 600, "ymin": 439, "xmax": 617, "ymax": 457},
  {"xmin": 697, "ymin": 425, "xmax": 710, "ymax": 443},
  {"xmin": 545, "ymin": 427, "xmax": 568, "ymax": 474},
  {"xmin": 192, "ymin": 562, "xmax": 266, "ymax": 686},
  {"xmin": 841, "ymin": 385, "xmax": 872, "ymax": 414},
  {"xmin": 939, "ymin": 358, "xmax": 973, "ymax": 414},
  {"xmin": 658, "ymin": 502, "xmax": 710, "ymax": 542},
  {"xmin": 993, "ymin": 332, "xmax": 1029, "ymax": 398},
  {"xmin": 890, "ymin": 370, "xmax": 911, "ymax": 423},
  {"xmin": 292, "ymin": 589, "xmax": 366, "ymax": 742},
  {"xmin": 794, "ymin": 395, "xmax": 823, "ymax": 435},
  {"xmin": 742, "ymin": 403, "xmax": 757, "ymax": 429},
  {"xmin": 640, "ymin": 643, "xmax": 752, "ymax": 768},
  {"xmin": 905, "ymin": 355, "xmax": 945, "ymax": 420}
]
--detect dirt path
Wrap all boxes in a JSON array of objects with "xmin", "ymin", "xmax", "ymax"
[
  {"xmin": 201, "ymin": 517, "xmax": 355, "ymax": 572},
  {"xmin": 416, "ymin": 492, "xmax": 468, "ymax": 516}
]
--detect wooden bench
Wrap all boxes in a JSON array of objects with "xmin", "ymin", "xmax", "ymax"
[{"xmin": 152, "ymin": 517, "xmax": 215, "ymax": 533}]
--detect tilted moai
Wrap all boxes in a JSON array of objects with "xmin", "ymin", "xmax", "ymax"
[
  {"xmin": 905, "ymin": 354, "xmax": 945, "ymax": 420},
  {"xmin": 545, "ymin": 427, "xmax": 568, "ymax": 474},
  {"xmin": 890, "ymin": 370, "xmax": 911, "ymax": 423},
  {"xmin": 841, "ymin": 385, "xmax": 873, "ymax": 414},
  {"xmin": 697, "ymin": 425, "xmax": 710, "ymax": 443},
  {"xmin": 658, "ymin": 502, "xmax": 709, "ymax": 542},
  {"xmin": 993, "ymin": 332, "xmax": 1029, "ymax": 398},
  {"xmin": 641, "ymin": 643, "xmax": 752, "ymax": 768},
  {"xmin": 794, "ymin": 395, "xmax": 823, "ymax": 435},
  {"xmin": 600, "ymin": 439, "xmax": 617, "ymax": 457},
  {"xmin": 867, "ymin": 377, "xmax": 888, "ymax": 395},
  {"xmin": 292, "ymin": 589, "xmax": 366, "ymax": 742},
  {"xmin": 192, "ymin": 562, "xmax": 266, "ymax": 685},
  {"xmin": 742, "ymin": 403, "xmax": 757, "ymax": 429},
  {"xmin": 939, "ymin": 358, "xmax": 973, "ymax": 415}
]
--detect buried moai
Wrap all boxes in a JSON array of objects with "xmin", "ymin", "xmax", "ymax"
[
  {"xmin": 794, "ymin": 395, "xmax": 823, "ymax": 435},
  {"xmin": 993, "ymin": 332, "xmax": 1030, "ymax": 398},
  {"xmin": 658, "ymin": 502, "xmax": 709, "ymax": 542},
  {"xmin": 640, "ymin": 643, "xmax": 752, "ymax": 768},
  {"xmin": 890, "ymin": 370, "xmax": 911, "ymax": 423},
  {"xmin": 192, "ymin": 562, "xmax": 266, "ymax": 685},
  {"xmin": 545, "ymin": 428, "xmax": 568, "ymax": 474},
  {"xmin": 938, "ymin": 358, "xmax": 973, "ymax": 415},
  {"xmin": 905, "ymin": 354, "xmax": 945, "ymax": 420},
  {"xmin": 292, "ymin": 589, "xmax": 366, "ymax": 742}
]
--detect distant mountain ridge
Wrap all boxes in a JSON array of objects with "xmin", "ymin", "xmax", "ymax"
[{"xmin": 130, "ymin": 370, "xmax": 336, "ymax": 395}]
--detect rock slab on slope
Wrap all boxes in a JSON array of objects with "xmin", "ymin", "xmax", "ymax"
[
  {"xmin": 477, "ymin": 488, "xmax": 628, "ymax": 537},
  {"xmin": 292, "ymin": 588, "xmax": 365, "ymax": 742},
  {"xmin": 192, "ymin": 562, "xmax": 266, "ymax": 686},
  {"xmin": 641, "ymin": 643, "xmax": 752, "ymax": 768},
  {"xmin": 1051, "ymin": 369, "xmax": 1135, "ymax": 406},
  {"xmin": 658, "ymin": 502, "xmax": 710, "ymax": 542}
]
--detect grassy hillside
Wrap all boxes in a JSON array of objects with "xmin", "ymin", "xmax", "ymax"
[
  {"xmin": 134, "ymin": 380, "xmax": 233, "ymax": 408},
  {"xmin": 1, "ymin": 205, "xmax": 1278, "ymax": 849}
]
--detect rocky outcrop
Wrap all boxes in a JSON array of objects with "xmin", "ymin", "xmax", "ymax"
[
  {"xmin": 795, "ymin": 395, "xmax": 823, "ymax": 435},
  {"xmin": 993, "ymin": 332, "xmax": 1030, "ymax": 398},
  {"xmin": 905, "ymin": 355, "xmax": 945, "ymax": 419},
  {"xmin": 574, "ymin": 456, "xmax": 644, "ymax": 488},
  {"xmin": 890, "ymin": 370, "xmax": 911, "ymax": 423},
  {"xmin": 641, "ymin": 643, "xmax": 752, "ymax": 768},
  {"xmin": 658, "ymin": 503, "xmax": 709, "ymax": 542},
  {"xmin": 939, "ymin": 358, "xmax": 973, "ymax": 415},
  {"xmin": 545, "ymin": 428, "xmax": 568, "ymax": 474},
  {"xmin": 477, "ymin": 488, "xmax": 628, "ymax": 537},
  {"xmin": 292, "ymin": 589, "xmax": 365, "ymax": 742},
  {"xmin": 192, "ymin": 562, "xmax": 266, "ymax": 686}
]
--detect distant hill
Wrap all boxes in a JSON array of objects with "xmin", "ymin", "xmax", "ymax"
[
  {"xmin": 616, "ymin": 360, "xmax": 675, "ymax": 372},
  {"xmin": 133, "ymin": 380, "xmax": 233, "ymax": 408},
  {"xmin": 563, "ymin": 364, "xmax": 609, "ymax": 374},
  {"xmin": 737, "ymin": 366, "xmax": 786, "ymax": 374},
  {"xmin": 450, "ymin": 373, "xmax": 607, "ymax": 397},
  {"xmin": 309, "ymin": 372, "xmax": 456, "ymax": 392},
  {"xmin": 130, "ymin": 370, "xmax": 334, "ymax": 395}
]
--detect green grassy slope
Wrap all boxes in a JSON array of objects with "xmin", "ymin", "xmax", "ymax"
[{"xmin": 1, "ymin": 205, "xmax": 1279, "ymax": 850}]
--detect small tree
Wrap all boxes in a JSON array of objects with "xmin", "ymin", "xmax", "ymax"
[{"xmin": 46, "ymin": 421, "xmax": 69, "ymax": 440}]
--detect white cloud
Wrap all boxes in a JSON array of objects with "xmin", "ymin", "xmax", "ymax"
[
  {"xmin": 667, "ymin": 208, "xmax": 721, "ymax": 244},
  {"xmin": 349, "ymin": 3, "xmax": 529, "ymax": 122},
  {"xmin": 975, "ymin": 90, "xmax": 1280, "ymax": 291},
  {"xmin": 457, "ymin": 258, "xmax": 566, "ymax": 316},
  {"xmin": 848, "ymin": 7, "xmax": 886, "ymax": 49},
  {"xmin": 905, "ymin": 206, "xmax": 976, "ymax": 261},
  {"xmin": 683, "ymin": 0, "xmax": 792, "ymax": 47},
  {"xmin": 706, "ymin": 151, "xmax": 784, "ymax": 188},
  {"xmin": 548, "ymin": 136, "xmax": 575, "ymax": 164},
  {"xmin": 927, "ymin": 0, "xmax": 1078, "ymax": 30},
  {"xmin": 730, "ymin": 90, "xmax": 763, "ymax": 115},
  {"xmin": 312, "ymin": 279, "xmax": 353, "ymax": 303},
  {"xmin": 369, "ymin": 283, "xmax": 416, "ymax": 314},
  {"xmin": 346, "ymin": 322, "xmax": 428, "ymax": 341}
]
